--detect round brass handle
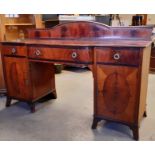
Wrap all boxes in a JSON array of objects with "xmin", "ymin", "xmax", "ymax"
[
  {"xmin": 11, "ymin": 48, "xmax": 16, "ymax": 54},
  {"xmin": 71, "ymin": 51, "xmax": 78, "ymax": 59},
  {"xmin": 113, "ymin": 53, "xmax": 120, "ymax": 60},
  {"xmin": 35, "ymin": 49, "xmax": 41, "ymax": 56}
]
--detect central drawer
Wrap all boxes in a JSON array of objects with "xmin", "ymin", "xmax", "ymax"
[
  {"xmin": 95, "ymin": 47, "xmax": 140, "ymax": 66},
  {"xmin": 28, "ymin": 46, "xmax": 92, "ymax": 63}
]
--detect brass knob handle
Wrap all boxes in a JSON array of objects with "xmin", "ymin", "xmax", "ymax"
[
  {"xmin": 35, "ymin": 49, "xmax": 41, "ymax": 56},
  {"xmin": 11, "ymin": 48, "xmax": 16, "ymax": 54},
  {"xmin": 113, "ymin": 53, "xmax": 120, "ymax": 60},
  {"xmin": 71, "ymin": 51, "xmax": 78, "ymax": 59}
]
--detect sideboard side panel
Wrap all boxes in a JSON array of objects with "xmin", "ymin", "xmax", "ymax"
[
  {"xmin": 30, "ymin": 62, "xmax": 56, "ymax": 100},
  {"xmin": 138, "ymin": 45, "xmax": 151, "ymax": 124}
]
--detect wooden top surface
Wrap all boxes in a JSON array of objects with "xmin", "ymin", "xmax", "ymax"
[{"xmin": 1, "ymin": 38, "xmax": 152, "ymax": 47}]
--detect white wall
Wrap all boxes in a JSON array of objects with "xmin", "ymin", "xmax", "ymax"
[
  {"xmin": 112, "ymin": 14, "xmax": 135, "ymax": 26},
  {"xmin": 147, "ymin": 14, "xmax": 155, "ymax": 25},
  {"xmin": 119, "ymin": 14, "xmax": 134, "ymax": 25}
]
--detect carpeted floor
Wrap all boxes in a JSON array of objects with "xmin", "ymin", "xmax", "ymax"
[{"xmin": 0, "ymin": 68, "xmax": 154, "ymax": 141}]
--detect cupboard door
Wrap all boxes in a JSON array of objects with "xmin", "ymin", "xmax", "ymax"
[
  {"xmin": 96, "ymin": 65, "xmax": 139, "ymax": 124},
  {"xmin": 4, "ymin": 57, "xmax": 31, "ymax": 100}
]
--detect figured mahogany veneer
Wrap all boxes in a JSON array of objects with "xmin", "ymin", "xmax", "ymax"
[
  {"xmin": 3, "ymin": 56, "xmax": 56, "ymax": 102},
  {"xmin": 96, "ymin": 47, "xmax": 140, "ymax": 66},
  {"xmin": 27, "ymin": 21, "xmax": 152, "ymax": 40},
  {"xmin": 28, "ymin": 46, "xmax": 92, "ymax": 64},
  {"xmin": 3, "ymin": 57, "xmax": 31, "ymax": 100},
  {"xmin": 96, "ymin": 65, "xmax": 139, "ymax": 124},
  {"xmin": 0, "ymin": 21, "xmax": 153, "ymax": 140}
]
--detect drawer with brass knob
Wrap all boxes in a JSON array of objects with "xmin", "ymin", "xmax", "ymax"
[
  {"xmin": 2, "ymin": 45, "xmax": 27, "ymax": 57},
  {"xmin": 28, "ymin": 46, "xmax": 92, "ymax": 64},
  {"xmin": 95, "ymin": 47, "xmax": 140, "ymax": 66}
]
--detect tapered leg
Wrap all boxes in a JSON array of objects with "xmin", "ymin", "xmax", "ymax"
[
  {"xmin": 131, "ymin": 126, "xmax": 139, "ymax": 141},
  {"xmin": 51, "ymin": 90, "xmax": 57, "ymax": 99},
  {"xmin": 27, "ymin": 102, "xmax": 35, "ymax": 113},
  {"xmin": 92, "ymin": 117, "xmax": 101, "ymax": 129},
  {"xmin": 143, "ymin": 111, "xmax": 147, "ymax": 117},
  {"xmin": 6, "ymin": 97, "xmax": 12, "ymax": 107}
]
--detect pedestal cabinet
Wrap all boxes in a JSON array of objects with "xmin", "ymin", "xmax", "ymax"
[
  {"xmin": 92, "ymin": 45, "xmax": 151, "ymax": 140},
  {"xmin": 2, "ymin": 45, "xmax": 56, "ymax": 112}
]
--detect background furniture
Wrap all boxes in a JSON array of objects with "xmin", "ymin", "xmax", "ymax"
[
  {"xmin": 0, "ymin": 14, "xmax": 43, "ymax": 94},
  {"xmin": 42, "ymin": 14, "xmax": 112, "ymax": 28},
  {"xmin": 0, "ymin": 14, "xmax": 43, "ymax": 41},
  {"xmin": 42, "ymin": 14, "xmax": 59, "ymax": 28},
  {"xmin": 132, "ymin": 14, "xmax": 147, "ymax": 26},
  {"xmin": 1, "ymin": 21, "xmax": 152, "ymax": 140}
]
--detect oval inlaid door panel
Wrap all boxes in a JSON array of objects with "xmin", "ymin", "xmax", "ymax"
[
  {"xmin": 4, "ymin": 57, "xmax": 30, "ymax": 100},
  {"xmin": 96, "ymin": 65, "xmax": 138, "ymax": 123},
  {"xmin": 103, "ymin": 71, "xmax": 130, "ymax": 114}
]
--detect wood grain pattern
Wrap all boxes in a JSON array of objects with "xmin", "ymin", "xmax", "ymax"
[
  {"xmin": 103, "ymin": 71, "xmax": 130, "ymax": 114},
  {"xmin": 96, "ymin": 65, "xmax": 138, "ymax": 124},
  {"xmin": 95, "ymin": 47, "xmax": 140, "ymax": 66},
  {"xmin": 27, "ymin": 21, "xmax": 152, "ymax": 40},
  {"xmin": 28, "ymin": 46, "xmax": 92, "ymax": 63},
  {"xmin": 30, "ymin": 62, "xmax": 56, "ymax": 101},
  {"xmin": 2, "ymin": 45, "xmax": 27, "ymax": 57},
  {"xmin": 1, "ymin": 39, "xmax": 152, "ymax": 48},
  {"xmin": 3, "ymin": 57, "xmax": 31, "ymax": 100}
]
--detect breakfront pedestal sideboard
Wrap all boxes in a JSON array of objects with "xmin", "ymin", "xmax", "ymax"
[{"xmin": 0, "ymin": 21, "xmax": 153, "ymax": 140}]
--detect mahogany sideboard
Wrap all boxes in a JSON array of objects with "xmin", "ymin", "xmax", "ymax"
[{"xmin": 0, "ymin": 21, "xmax": 153, "ymax": 140}]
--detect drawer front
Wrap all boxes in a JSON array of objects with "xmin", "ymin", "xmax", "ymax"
[
  {"xmin": 28, "ymin": 46, "xmax": 92, "ymax": 63},
  {"xmin": 2, "ymin": 45, "xmax": 27, "ymax": 57},
  {"xmin": 95, "ymin": 47, "xmax": 140, "ymax": 66}
]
